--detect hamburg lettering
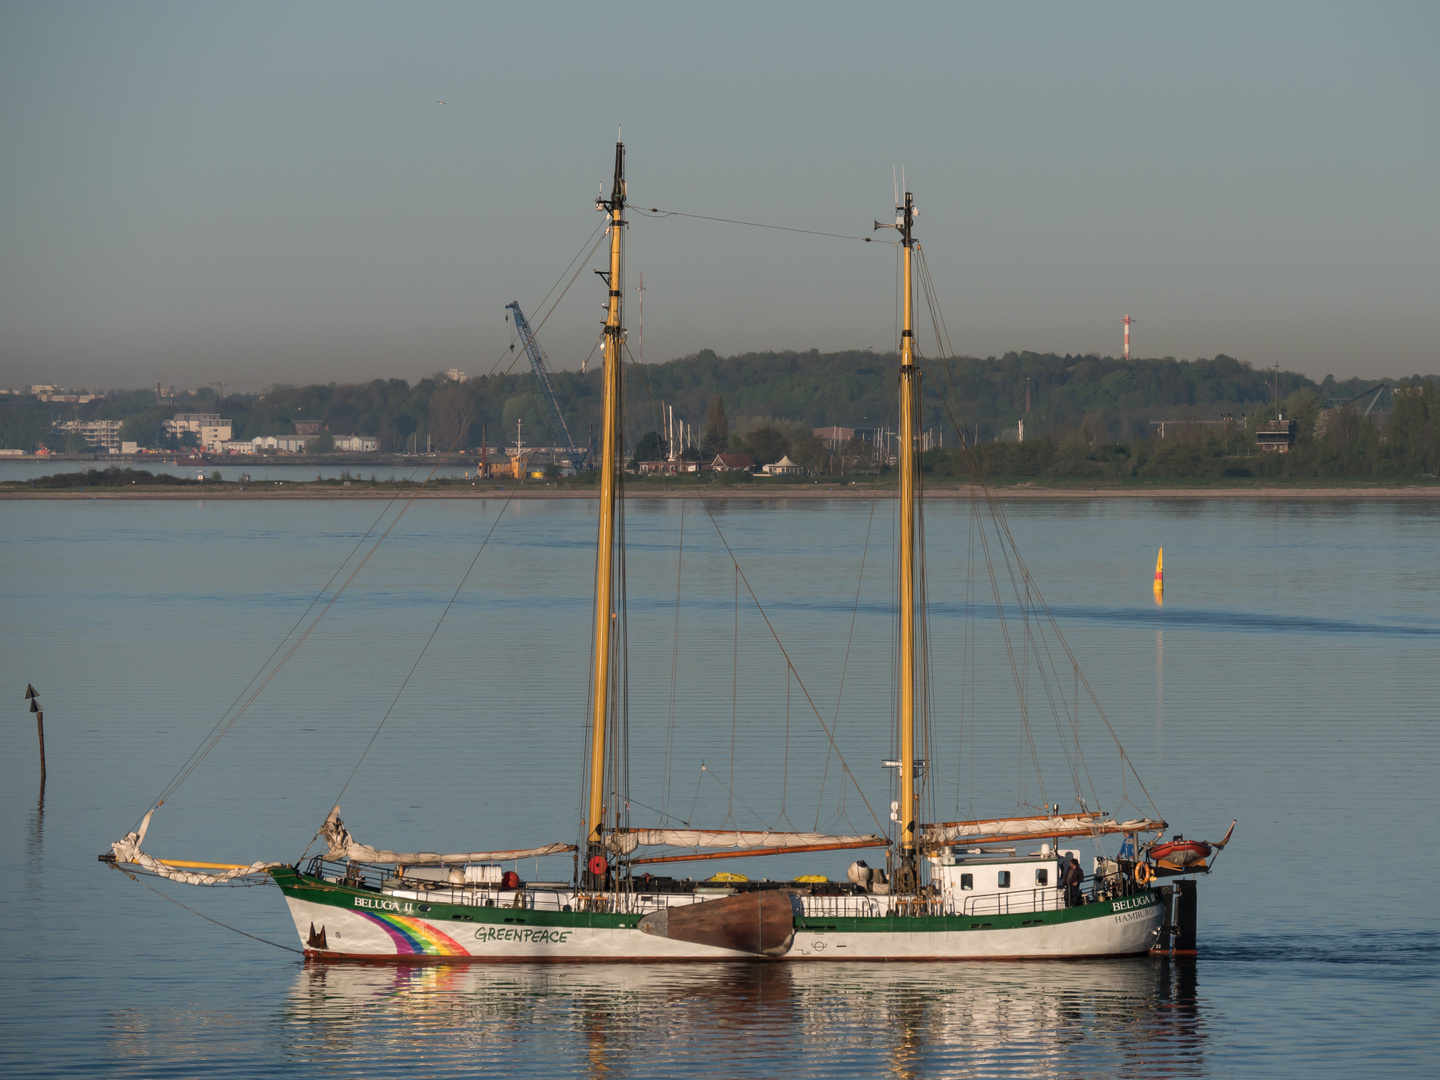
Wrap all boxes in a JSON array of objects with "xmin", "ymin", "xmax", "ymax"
[{"xmin": 1114, "ymin": 909, "xmax": 1153, "ymax": 923}]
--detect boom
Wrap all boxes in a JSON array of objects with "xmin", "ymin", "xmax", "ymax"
[{"xmin": 506, "ymin": 301, "xmax": 591, "ymax": 470}]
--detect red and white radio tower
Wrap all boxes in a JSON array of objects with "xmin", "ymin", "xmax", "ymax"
[{"xmin": 1122, "ymin": 314, "xmax": 1135, "ymax": 360}]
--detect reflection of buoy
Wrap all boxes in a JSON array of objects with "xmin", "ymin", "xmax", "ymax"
[{"xmin": 1153, "ymin": 547, "xmax": 1164, "ymax": 604}]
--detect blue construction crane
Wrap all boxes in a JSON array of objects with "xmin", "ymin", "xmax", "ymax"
[{"xmin": 505, "ymin": 301, "xmax": 591, "ymax": 470}]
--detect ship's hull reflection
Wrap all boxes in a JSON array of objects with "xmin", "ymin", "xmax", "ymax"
[{"xmin": 286, "ymin": 959, "xmax": 1205, "ymax": 1078}]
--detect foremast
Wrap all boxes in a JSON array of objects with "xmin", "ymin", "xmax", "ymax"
[
  {"xmin": 880, "ymin": 191, "xmax": 922, "ymax": 893},
  {"xmin": 585, "ymin": 141, "xmax": 626, "ymax": 888}
]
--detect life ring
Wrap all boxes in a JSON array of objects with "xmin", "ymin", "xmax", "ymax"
[
  {"xmin": 587, "ymin": 854, "xmax": 608, "ymax": 877},
  {"xmin": 1133, "ymin": 863, "xmax": 1153, "ymax": 885}
]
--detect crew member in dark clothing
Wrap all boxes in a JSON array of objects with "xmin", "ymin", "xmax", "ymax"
[{"xmin": 1063, "ymin": 857, "xmax": 1085, "ymax": 907}]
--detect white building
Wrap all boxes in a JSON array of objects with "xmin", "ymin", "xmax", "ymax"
[
  {"xmin": 761, "ymin": 455, "xmax": 804, "ymax": 476},
  {"xmin": 231, "ymin": 433, "xmax": 379, "ymax": 454},
  {"xmin": 55, "ymin": 418, "xmax": 122, "ymax": 451},
  {"xmin": 251, "ymin": 435, "xmax": 310, "ymax": 453},
  {"xmin": 163, "ymin": 413, "xmax": 233, "ymax": 451}
]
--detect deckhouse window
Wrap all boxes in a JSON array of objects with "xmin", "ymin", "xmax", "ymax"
[
  {"xmin": 959, "ymin": 873, "xmax": 973, "ymax": 891},
  {"xmin": 997, "ymin": 871, "xmax": 1011, "ymax": 888},
  {"xmin": 1036, "ymin": 869, "xmax": 1048, "ymax": 886}
]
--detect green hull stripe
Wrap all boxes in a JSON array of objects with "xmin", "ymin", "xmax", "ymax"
[{"xmin": 271, "ymin": 868, "xmax": 1158, "ymax": 935}]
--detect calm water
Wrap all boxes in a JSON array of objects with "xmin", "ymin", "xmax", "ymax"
[{"xmin": 1, "ymin": 496, "xmax": 1435, "ymax": 1078}]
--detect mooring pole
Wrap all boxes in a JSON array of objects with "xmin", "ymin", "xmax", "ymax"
[{"xmin": 25, "ymin": 684, "xmax": 46, "ymax": 782}]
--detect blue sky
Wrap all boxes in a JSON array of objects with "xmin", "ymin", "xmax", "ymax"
[{"xmin": 1, "ymin": 1, "xmax": 1436, "ymax": 388}]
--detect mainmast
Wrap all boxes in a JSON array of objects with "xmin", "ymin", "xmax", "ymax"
[
  {"xmin": 878, "ymin": 190, "xmax": 921, "ymax": 893},
  {"xmin": 585, "ymin": 141, "xmax": 626, "ymax": 887}
]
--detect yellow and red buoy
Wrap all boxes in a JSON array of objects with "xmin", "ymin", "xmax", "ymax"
[{"xmin": 1153, "ymin": 547, "xmax": 1164, "ymax": 604}]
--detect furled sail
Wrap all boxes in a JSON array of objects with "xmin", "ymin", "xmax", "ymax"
[
  {"xmin": 921, "ymin": 814, "xmax": 1166, "ymax": 847},
  {"xmin": 320, "ymin": 806, "xmax": 575, "ymax": 866},
  {"xmin": 603, "ymin": 829, "xmax": 887, "ymax": 854},
  {"xmin": 109, "ymin": 810, "xmax": 280, "ymax": 884}
]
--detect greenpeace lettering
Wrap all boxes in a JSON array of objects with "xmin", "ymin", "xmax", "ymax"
[
  {"xmin": 474, "ymin": 927, "xmax": 573, "ymax": 945},
  {"xmin": 353, "ymin": 897, "xmax": 416, "ymax": 914}
]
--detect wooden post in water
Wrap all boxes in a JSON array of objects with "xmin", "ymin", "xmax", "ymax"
[{"xmin": 25, "ymin": 684, "xmax": 46, "ymax": 783}]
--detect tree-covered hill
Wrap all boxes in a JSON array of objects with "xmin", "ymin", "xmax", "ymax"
[{"xmin": 3, "ymin": 349, "xmax": 1434, "ymax": 459}]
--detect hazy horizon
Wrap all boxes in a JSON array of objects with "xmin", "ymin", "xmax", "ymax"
[{"xmin": 3, "ymin": 2, "xmax": 1436, "ymax": 389}]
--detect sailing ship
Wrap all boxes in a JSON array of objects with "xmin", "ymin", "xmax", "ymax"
[{"xmin": 105, "ymin": 140, "xmax": 1232, "ymax": 960}]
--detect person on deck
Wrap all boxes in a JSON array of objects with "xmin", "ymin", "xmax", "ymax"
[{"xmin": 1063, "ymin": 856, "xmax": 1085, "ymax": 907}]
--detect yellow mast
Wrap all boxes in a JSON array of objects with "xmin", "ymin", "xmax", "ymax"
[
  {"xmin": 879, "ymin": 190, "xmax": 921, "ymax": 893},
  {"xmin": 585, "ymin": 141, "xmax": 626, "ymax": 884}
]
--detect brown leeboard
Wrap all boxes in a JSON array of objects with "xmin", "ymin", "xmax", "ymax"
[{"xmin": 639, "ymin": 891, "xmax": 798, "ymax": 956}]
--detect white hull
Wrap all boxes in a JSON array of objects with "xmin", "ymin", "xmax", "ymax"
[{"xmin": 280, "ymin": 886, "xmax": 1165, "ymax": 962}]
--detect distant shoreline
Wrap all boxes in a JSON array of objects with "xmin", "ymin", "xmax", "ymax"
[{"xmin": 5, "ymin": 482, "xmax": 1438, "ymax": 501}]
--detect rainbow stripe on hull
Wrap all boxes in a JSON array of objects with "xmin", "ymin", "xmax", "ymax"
[{"xmin": 356, "ymin": 910, "xmax": 469, "ymax": 956}]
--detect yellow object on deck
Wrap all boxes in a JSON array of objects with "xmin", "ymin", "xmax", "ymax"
[
  {"xmin": 794, "ymin": 874, "xmax": 829, "ymax": 883},
  {"xmin": 708, "ymin": 871, "xmax": 749, "ymax": 883}
]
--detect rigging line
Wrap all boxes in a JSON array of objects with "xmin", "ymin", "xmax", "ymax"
[
  {"xmin": 661, "ymin": 497, "xmax": 686, "ymax": 823},
  {"xmin": 699, "ymin": 760, "xmax": 776, "ymax": 832},
  {"xmin": 729, "ymin": 563, "xmax": 739, "ymax": 824},
  {"xmin": 619, "ymin": 792, "xmax": 681, "ymax": 826},
  {"xmin": 780, "ymin": 663, "xmax": 791, "ymax": 823},
  {"xmin": 630, "ymin": 205, "xmax": 881, "ymax": 244},
  {"xmin": 120, "ymin": 870, "xmax": 302, "ymax": 954},
  {"xmin": 329, "ymin": 477, "xmax": 526, "ymax": 812},
  {"xmin": 1027, "ymin": 617, "xmax": 1087, "ymax": 800},
  {"xmin": 694, "ymin": 494, "xmax": 888, "ymax": 837},
  {"xmin": 926, "ymin": 370, "xmax": 1161, "ymax": 818},
  {"xmin": 143, "ymin": 223, "xmax": 607, "ymax": 824},
  {"xmin": 487, "ymin": 224, "xmax": 611, "ymax": 382},
  {"xmin": 156, "ymin": 358, "xmax": 508, "ymax": 812},
  {"xmin": 144, "ymin": 499, "xmax": 396, "ymax": 818},
  {"xmin": 831, "ymin": 496, "xmax": 880, "ymax": 735},
  {"xmin": 1029, "ymin": 598, "xmax": 1102, "ymax": 808},
  {"xmin": 987, "ymin": 501, "xmax": 1049, "ymax": 805},
  {"xmin": 533, "ymin": 220, "xmax": 607, "ymax": 327},
  {"xmin": 157, "ymin": 495, "xmax": 422, "ymax": 809},
  {"xmin": 684, "ymin": 762, "xmax": 707, "ymax": 830},
  {"xmin": 972, "ymin": 482, "xmax": 1047, "ymax": 808},
  {"xmin": 612, "ymin": 323, "xmax": 879, "ymax": 834},
  {"xmin": 144, "ymin": 388, "xmax": 505, "ymax": 818}
]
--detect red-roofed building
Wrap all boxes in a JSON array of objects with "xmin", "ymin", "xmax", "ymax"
[{"xmin": 708, "ymin": 453, "xmax": 755, "ymax": 472}]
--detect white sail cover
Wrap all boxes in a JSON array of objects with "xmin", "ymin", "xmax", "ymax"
[
  {"xmin": 921, "ymin": 814, "xmax": 1166, "ymax": 846},
  {"xmin": 320, "ymin": 806, "xmax": 575, "ymax": 865},
  {"xmin": 109, "ymin": 810, "xmax": 280, "ymax": 885},
  {"xmin": 603, "ymin": 829, "xmax": 887, "ymax": 854}
]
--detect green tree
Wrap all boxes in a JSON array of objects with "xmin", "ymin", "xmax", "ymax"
[
  {"xmin": 744, "ymin": 424, "xmax": 789, "ymax": 465},
  {"xmin": 633, "ymin": 430, "xmax": 664, "ymax": 463},
  {"xmin": 64, "ymin": 431, "xmax": 90, "ymax": 454},
  {"xmin": 429, "ymin": 382, "xmax": 473, "ymax": 451},
  {"xmin": 790, "ymin": 432, "xmax": 828, "ymax": 473},
  {"xmin": 310, "ymin": 431, "xmax": 335, "ymax": 454},
  {"xmin": 701, "ymin": 395, "xmax": 729, "ymax": 458},
  {"xmin": 1283, "ymin": 388, "xmax": 1322, "ymax": 444}
]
